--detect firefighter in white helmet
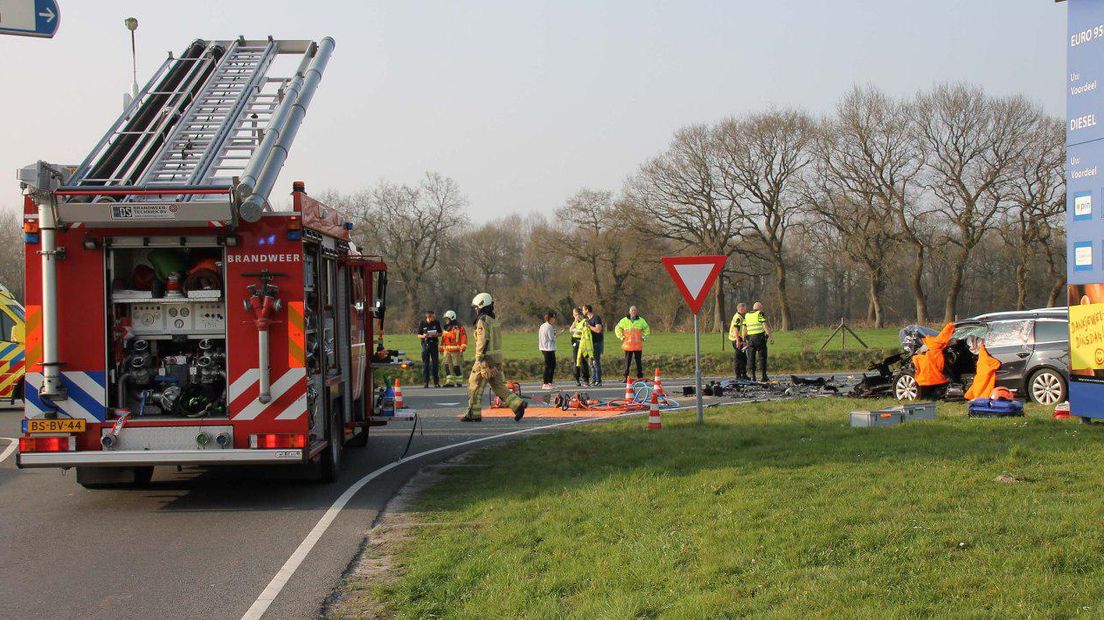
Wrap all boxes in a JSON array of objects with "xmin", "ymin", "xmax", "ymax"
[
  {"xmin": 439, "ymin": 309, "xmax": 467, "ymax": 387},
  {"xmin": 461, "ymin": 293, "xmax": 527, "ymax": 422}
]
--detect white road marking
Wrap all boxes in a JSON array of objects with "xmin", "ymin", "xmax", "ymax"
[
  {"xmin": 0, "ymin": 437, "xmax": 17, "ymax": 463},
  {"xmin": 241, "ymin": 407, "xmax": 675, "ymax": 619}
]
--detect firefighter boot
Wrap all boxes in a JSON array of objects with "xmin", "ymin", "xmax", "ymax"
[{"xmin": 504, "ymin": 393, "xmax": 527, "ymax": 422}]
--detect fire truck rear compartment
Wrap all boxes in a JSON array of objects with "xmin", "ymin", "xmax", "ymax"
[{"xmin": 109, "ymin": 244, "xmax": 228, "ymax": 421}]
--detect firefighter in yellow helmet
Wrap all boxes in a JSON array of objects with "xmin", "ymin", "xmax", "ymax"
[{"xmin": 461, "ymin": 293, "xmax": 527, "ymax": 422}]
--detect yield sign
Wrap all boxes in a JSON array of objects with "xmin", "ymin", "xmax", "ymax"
[{"xmin": 661, "ymin": 255, "xmax": 726, "ymax": 315}]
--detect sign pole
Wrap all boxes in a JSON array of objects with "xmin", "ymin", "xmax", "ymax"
[
  {"xmin": 659, "ymin": 254, "xmax": 726, "ymax": 426},
  {"xmin": 694, "ymin": 311, "xmax": 703, "ymax": 424}
]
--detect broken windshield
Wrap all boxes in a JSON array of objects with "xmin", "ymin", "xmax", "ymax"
[{"xmin": 983, "ymin": 320, "xmax": 1033, "ymax": 348}]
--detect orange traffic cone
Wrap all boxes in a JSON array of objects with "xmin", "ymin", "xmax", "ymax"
[
  {"xmin": 624, "ymin": 377, "xmax": 635, "ymax": 401},
  {"xmin": 646, "ymin": 390, "xmax": 662, "ymax": 430},
  {"xmin": 653, "ymin": 368, "xmax": 665, "ymax": 397},
  {"xmin": 394, "ymin": 378, "xmax": 405, "ymax": 409}
]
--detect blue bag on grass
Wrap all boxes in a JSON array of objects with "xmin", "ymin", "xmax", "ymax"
[{"xmin": 967, "ymin": 397, "xmax": 1024, "ymax": 418}]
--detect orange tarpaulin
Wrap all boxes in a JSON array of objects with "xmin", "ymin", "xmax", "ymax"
[
  {"xmin": 912, "ymin": 323, "xmax": 955, "ymax": 387},
  {"xmin": 964, "ymin": 343, "xmax": 1001, "ymax": 401}
]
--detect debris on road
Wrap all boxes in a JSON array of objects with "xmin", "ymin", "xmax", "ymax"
[
  {"xmin": 690, "ymin": 376, "xmax": 853, "ymax": 401},
  {"xmin": 483, "ymin": 379, "xmax": 682, "ymax": 418}
]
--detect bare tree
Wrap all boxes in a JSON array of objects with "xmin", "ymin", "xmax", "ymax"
[
  {"xmin": 714, "ymin": 109, "xmax": 815, "ymax": 330},
  {"xmin": 464, "ymin": 222, "xmax": 510, "ymax": 291},
  {"xmin": 811, "ymin": 87, "xmax": 925, "ymax": 327},
  {"xmin": 539, "ymin": 189, "xmax": 651, "ymax": 313},
  {"xmin": 1039, "ymin": 224, "xmax": 1067, "ymax": 307},
  {"xmin": 352, "ymin": 172, "xmax": 469, "ymax": 320},
  {"xmin": 0, "ymin": 210, "xmax": 24, "ymax": 301},
  {"xmin": 624, "ymin": 125, "xmax": 748, "ymax": 331},
  {"xmin": 999, "ymin": 117, "xmax": 1066, "ymax": 308},
  {"xmin": 807, "ymin": 188, "xmax": 895, "ymax": 327},
  {"xmin": 915, "ymin": 84, "xmax": 1042, "ymax": 323}
]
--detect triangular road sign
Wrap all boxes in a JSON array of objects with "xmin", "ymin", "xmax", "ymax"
[{"xmin": 661, "ymin": 255, "xmax": 726, "ymax": 315}]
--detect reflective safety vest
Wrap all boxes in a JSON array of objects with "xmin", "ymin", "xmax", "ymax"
[
  {"xmin": 728, "ymin": 312, "xmax": 745, "ymax": 342},
  {"xmin": 744, "ymin": 310, "xmax": 767, "ymax": 335},
  {"xmin": 475, "ymin": 315, "xmax": 503, "ymax": 364},
  {"xmin": 440, "ymin": 324, "xmax": 468, "ymax": 353},
  {"xmin": 616, "ymin": 316, "xmax": 650, "ymax": 352},
  {"xmin": 576, "ymin": 319, "xmax": 594, "ymax": 365}
]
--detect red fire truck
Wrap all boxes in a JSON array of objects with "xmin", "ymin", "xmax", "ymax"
[{"xmin": 16, "ymin": 37, "xmax": 390, "ymax": 486}]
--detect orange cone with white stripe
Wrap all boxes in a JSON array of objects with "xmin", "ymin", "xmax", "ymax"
[
  {"xmin": 394, "ymin": 378, "xmax": 405, "ymax": 409},
  {"xmin": 653, "ymin": 368, "xmax": 665, "ymax": 398},
  {"xmin": 646, "ymin": 390, "xmax": 662, "ymax": 430},
  {"xmin": 624, "ymin": 377, "xmax": 635, "ymax": 401}
]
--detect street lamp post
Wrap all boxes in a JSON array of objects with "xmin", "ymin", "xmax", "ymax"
[{"xmin": 124, "ymin": 18, "xmax": 139, "ymax": 106}]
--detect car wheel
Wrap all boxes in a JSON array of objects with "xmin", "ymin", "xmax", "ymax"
[
  {"xmin": 1028, "ymin": 368, "xmax": 1066, "ymax": 405},
  {"xmin": 894, "ymin": 373, "xmax": 919, "ymax": 401}
]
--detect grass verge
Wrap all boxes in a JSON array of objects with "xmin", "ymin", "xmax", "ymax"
[{"xmin": 358, "ymin": 398, "xmax": 1104, "ymax": 617}]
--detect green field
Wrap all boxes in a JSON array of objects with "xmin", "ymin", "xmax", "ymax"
[
  {"xmin": 354, "ymin": 398, "xmax": 1104, "ymax": 617},
  {"xmin": 384, "ymin": 326, "xmax": 902, "ymax": 361}
]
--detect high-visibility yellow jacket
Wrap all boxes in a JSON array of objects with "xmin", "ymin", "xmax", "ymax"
[
  {"xmin": 575, "ymin": 318, "xmax": 594, "ymax": 365},
  {"xmin": 615, "ymin": 316, "xmax": 650, "ymax": 352},
  {"xmin": 744, "ymin": 310, "xmax": 767, "ymax": 336},
  {"xmin": 728, "ymin": 312, "xmax": 745, "ymax": 342}
]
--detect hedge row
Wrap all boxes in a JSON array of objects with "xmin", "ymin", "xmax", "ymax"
[{"xmin": 372, "ymin": 348, "xmax": 896, "ymax": 386}]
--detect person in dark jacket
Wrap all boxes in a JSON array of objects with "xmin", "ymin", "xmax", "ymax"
[
  {"xmin": 583, "ymin": 304, "xmax": 604, "ymax": 386},
  {"xmin": 417, "ymin": 310, "xmax": 443, "ymax": 388}
]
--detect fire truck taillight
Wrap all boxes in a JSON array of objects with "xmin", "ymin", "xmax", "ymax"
[
  {"xmin": 249, "ymin": 433, "xmax": 306, "ymax": 449},
  {"xmin": 20, "ymin": 436, "xmax": 76, "ymax": 453},
  {"xmin": 23, "ymin": 219, "xmax": 39, "ymax": 243}
]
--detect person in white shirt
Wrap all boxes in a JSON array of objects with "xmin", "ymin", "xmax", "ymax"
[{"xmin": 538, "ymin": 311, "xmax": 558, "ymax": 389}]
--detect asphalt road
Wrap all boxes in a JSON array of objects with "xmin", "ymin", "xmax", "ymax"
[{"xmin": 0, "ymin": 378, "xmax": 716, "ymax": 619}]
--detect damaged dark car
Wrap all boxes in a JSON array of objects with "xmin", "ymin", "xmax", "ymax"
[{"xmin": 851, "ymin": 308, "xmax": 1069, "ymax": 405}]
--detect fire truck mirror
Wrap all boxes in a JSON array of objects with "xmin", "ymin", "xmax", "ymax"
[{"xmin": 374, "ymin": 273, "xmax": 388, "ymax": 322}]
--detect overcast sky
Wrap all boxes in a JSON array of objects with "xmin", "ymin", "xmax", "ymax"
[{"xmin": 0, "ymin": 0, "xmax": 1066, "ymax": 220}]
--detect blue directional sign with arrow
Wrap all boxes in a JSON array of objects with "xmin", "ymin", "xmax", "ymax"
[{"xmin": 0, "ymin": 0, "xmax": 60, "ymax": 39}]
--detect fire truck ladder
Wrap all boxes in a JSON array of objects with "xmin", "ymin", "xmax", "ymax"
[
  {"xmin": 66, "ymin": 39, "xmax": 224, "ymax": 192},
  {"xmin": 136, "ymin": 39, "xmax": 278, "ymax": 190},
  {"xmin": 61, "ymin": 37, "xmax": 334, "ymax": 217}
]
